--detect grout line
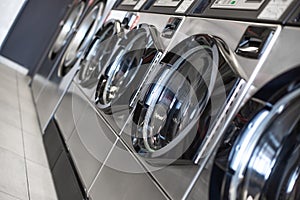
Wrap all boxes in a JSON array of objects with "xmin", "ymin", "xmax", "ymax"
[
  {"xmin": 0, "ymin": 189, "xmax": 23, "ymax": 200},
  {"xmin": 25, "ymin": 157, "xmax": 49, "ymax": 170},
  {"xmin": 0, "ymin": 145, "xmax": 24, "ymax": 159},
  {"xmin": 16, "ymin": 72, "xmax": 31, "ymax": 200}
]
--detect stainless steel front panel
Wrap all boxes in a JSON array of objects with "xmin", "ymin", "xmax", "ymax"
[
  {"xmin": 253, "ymin": 26, "xmax": 300, "ymax": 90},
  {"xmin": 36, "ymin": 63, "xmax": 78, "ymax": 131},
  {"xmin": 54, "ymin": 81, "xmax": 89, "ymax": 142},
  {"xmin": 88, "ymin": 140, "xmax": 168, "ymax": 200},
  {"xmin": 138, "ymin": 12, "xmax": 185, "ymax": 52},
  {"xmin": 169, "ymin": 17, "xmax": 280, "ymax": 82},
  {"xmin": 68, "ymin": 102, "xmax": 117, "ymax": 189}
]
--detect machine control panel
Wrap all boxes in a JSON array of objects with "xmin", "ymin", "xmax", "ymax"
[
  {"xmin": 176, "ymin": 0, "xmax": 196, "ymax": 13},
  {"xmin": 211, "ymin": 0, "xmax": 265, "ymax": 10},
  {"xmin": 154, "ymin": 0, "xmax": 181, "ymax": 7},
  {"xmin": 258, "ymin": 0, "xmax": 294, "ymax": 20},
  {"xmin": 118, "ymin": 0, "xmax": 152, "ymax": 10}
]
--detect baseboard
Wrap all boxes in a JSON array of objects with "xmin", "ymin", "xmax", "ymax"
[{"xmin": 0, "ymin": 55, "xmax": 28, "ymax": 75}]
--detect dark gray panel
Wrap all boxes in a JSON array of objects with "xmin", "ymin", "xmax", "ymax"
[{"xmin": 0, "ymin": 0, "xmax": 73, "ymax": 75}]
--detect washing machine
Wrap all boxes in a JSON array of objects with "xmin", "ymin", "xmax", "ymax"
[
  {"xmin": 115, "ymin": 1, "xmax": 283, "ymax": 199},
  {"xmin": 33, "ymin": 0, "xmax": 114, "ymax": 132},
  {"xmin": 205, "ymin": 8, "xmax": 300, "ymax": 200},
  {"xmin": 180, "ymin": 3, "xmax": 300, "ymax": 200}
]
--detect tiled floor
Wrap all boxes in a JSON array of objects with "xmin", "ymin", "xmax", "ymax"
[{"xmin": 0, "ymin": 63, "xmax": 57, "ymax": 200}]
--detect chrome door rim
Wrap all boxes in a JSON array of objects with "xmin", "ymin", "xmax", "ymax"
[
  {"xmin": 58, "ymin": 1, "xmax": 104, "ymax": 77},
  {"xmin": 100, "ymin": 32, "xmax": 146, "ymax": 106},
  {"xmin": 78, "ymin": 21, "xmax": 122, "ymax": 86},
  {"xmin": 228, "ymin": 88, "xmax": 300, "ymax": 200},
  {"xmin": 132, "ymin": 37, "xmax": 221, "ymax": 159}
]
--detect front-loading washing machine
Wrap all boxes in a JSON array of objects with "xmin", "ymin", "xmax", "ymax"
[
  {"xmin": 206, "ymin": 8, "xmax": 300, "ymax": 200},
  {"xmin": 32, "ymin": 0, "xmax": 114, "ymax": 132},
  {"xmin": 116, "ymin": 1, "xmax": 283, "ymax": 199},
  {"xmin": 181, "ymin": 2, "xmax": 300, "ymax": 200}
]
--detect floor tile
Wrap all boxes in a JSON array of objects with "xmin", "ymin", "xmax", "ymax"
[
  {"xmin": 17, "ymin": 73, "xmax": 30, "ymax": 85},
  {"xmin": 0, "ymin": 74, "xmax": 18, "ymax": 91},
  {"xmin": 0, "ymin": 100, "xmax": 21, "ymax": 128},
  {"xmin": 0, "ymin": 63, "xmax": 16, "ymax": 77},
  {"xmin": 21, "ymin": 110, "xmax": 41, "ymax": 136},
  {"xmin": 0, "ymin": 190, "xmax": 22, "ymax": 200},
  {"xmin": 0, "ymin": 121, "xmax": 24, "ymax": 156},
  {"xmin": 26, "ymin": 160, "xmax": 57, "ymax": 200},
  {"xmin": 0, "ymin": 87, "xmax": 19, "ymax": 109},
  {"xmin": 19, "ymin": 96, "xmax": 36, "ymax": 117},
  {"xmin": 24, "ymin": 132, "xmax": 48, "ymax": 168},
  {"xmin": 18, "ymin": 82, "xmax": 33, "ymax": 103},
  {"xmin": 0, "ymin": 73, "xmax": 17, "ymax": 87},
  {"xmin": 0, "ymin": 147, "xmax": 28, "ymax": 200}
]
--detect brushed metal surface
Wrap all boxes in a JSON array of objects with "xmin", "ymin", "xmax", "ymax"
[
  {"xmin": 88, "ymin": 140, "xmax": 168, "ymax": 200},
  {"xmin": 68, "ymin": 103, "xmax": 117, "ymax": 190},
  {"xmin": 54, "ymin": 81, "xmax": 89, "ymax": 143},
  {"xmin": 253, "ymin": 26, "xmax": 300, "ymax": 90}
]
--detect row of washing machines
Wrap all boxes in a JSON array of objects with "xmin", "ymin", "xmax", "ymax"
[{"xmin": 30, "ymin": 0, "xmax": 300, "ymax": 199}]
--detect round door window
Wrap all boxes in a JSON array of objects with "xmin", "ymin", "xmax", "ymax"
[
  {"xmin": 95, "ymin": 25, "xmax": 157, "ymax": 112},
  {"xmin": 132, "ymin": 35, "xmax": 220, "ymax": 160},
  {"xmin": 78, "ymin": 21, "xmax": 122, "ymax": 87}
]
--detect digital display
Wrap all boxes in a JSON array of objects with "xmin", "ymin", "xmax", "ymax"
[
  {"xmin": 121, "ymin": 0, "xmax": 139, "ymax": 6},
  {"xmin": 154, "ymin": 0, "xmax": 181, "ymax": 7}
]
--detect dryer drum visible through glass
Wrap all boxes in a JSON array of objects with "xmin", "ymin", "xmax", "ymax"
[
  {"xmin": 48, "ymin": 0, "xmax": 85, "ymax": 60},
  {"xmin": 95, "ymin": 24, "xmax": 161, "ymax": 114},
  {"xmin": 77, "ymin": 19, "xmax": 123, "ymax": 88},
  {"xmin": 132, "ymin": 34, "xmax": 242, "ymax": 164},
  {"xmin": 211, "ymin": 67, "xmax": 300, "ymax": 200}
]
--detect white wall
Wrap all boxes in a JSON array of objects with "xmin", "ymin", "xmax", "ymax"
[{"xmin": 0, "ymin": 0, "xmax": 27, "ymax": 48}]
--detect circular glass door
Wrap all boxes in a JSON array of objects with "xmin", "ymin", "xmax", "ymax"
[
  {"xmin": 58, "ymin": 1, "xmax": 105, "ymax": 77},
  {"xmin": 48, "ymin": 1, "xmax": 85, "ymax": 60},
  {"xmin": 95, "ymin": 25, "xmax": 155, "ymax": 112},
  {"xmin": 131, "ymin": 35, "xmax": 220, "ymax": 162},
  {"xmin": 77, "ymin": 20, "xmax": 122, "ymax": 88}
]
